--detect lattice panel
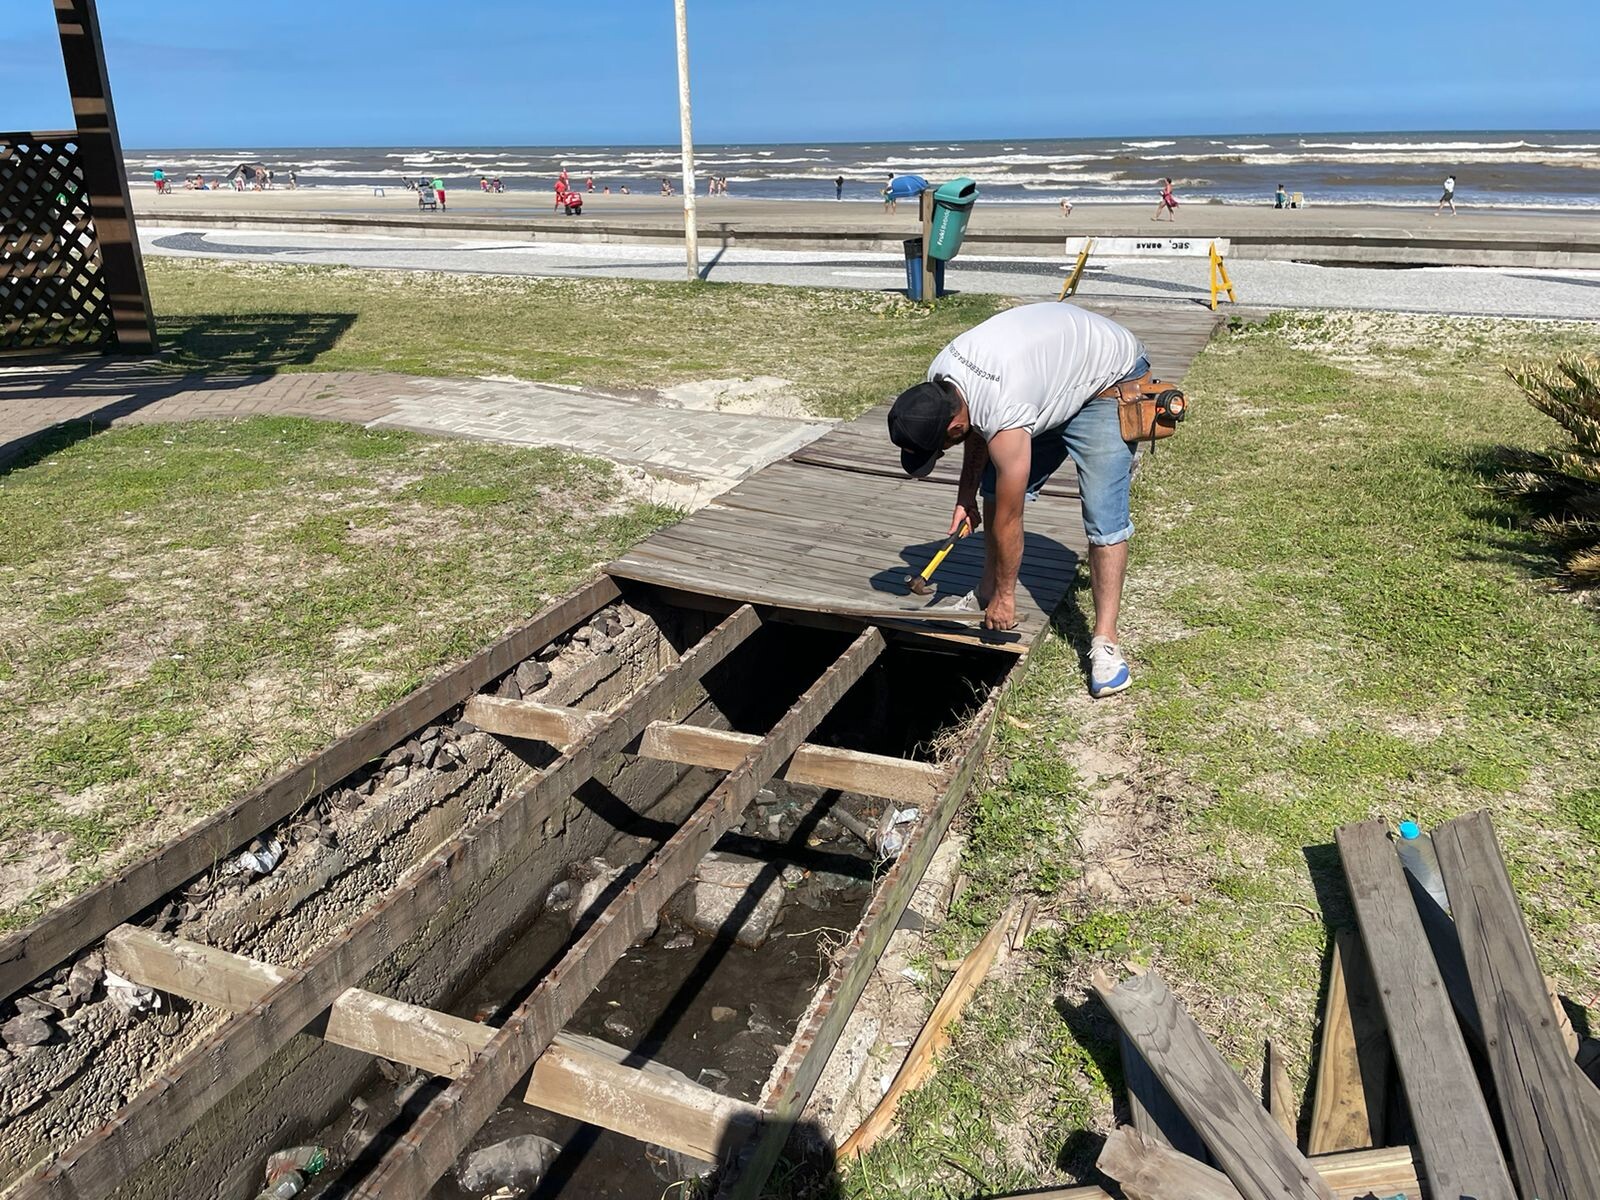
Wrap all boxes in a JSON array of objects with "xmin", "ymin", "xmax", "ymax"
[{"xmin": 1, "ymin": 133, "xmax": 114, "ymax": 352}]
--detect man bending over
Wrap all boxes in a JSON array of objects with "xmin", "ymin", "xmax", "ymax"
[{"xmin": 887, "ymin": 302, "xmax": 1149, "ymax": 698}]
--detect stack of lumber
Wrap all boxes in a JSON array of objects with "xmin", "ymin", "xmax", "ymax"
[{"xmin": 1091, "ymin": 810, "xmax": 1600, "ymax": 1200}]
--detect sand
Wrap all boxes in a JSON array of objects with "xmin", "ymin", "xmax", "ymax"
[{"xmin": 131, "ymin": 186, "xmax": 1599, "ymax": 241}]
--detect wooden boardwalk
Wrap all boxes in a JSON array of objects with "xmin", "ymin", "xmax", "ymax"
[{"xmin": 608, "ymin": 302, "xmax": 1222, "ymax": 650}]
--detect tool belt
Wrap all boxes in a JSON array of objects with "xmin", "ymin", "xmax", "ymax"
[{"xmin": 1098, "ymin": 370, "xmax": 1190, "ymax": 445}]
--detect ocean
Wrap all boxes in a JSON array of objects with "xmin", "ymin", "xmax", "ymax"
[{"xmin": 125, "ymin": 131, "xmax": 1600, "ymax": 210}]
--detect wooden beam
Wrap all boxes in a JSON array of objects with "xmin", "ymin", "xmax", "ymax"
[
  {"xmin": 1122, "ymin": 1031, "xmax": 1210, "ymax": 1161},
  {"xmin": 1433, "ymin": 811, "xmax": 1600, "ymax": 1200},
  {"xmin": 1098, "ymin": 1126, "xmax": 1424, "ymax": 1200},
  {"xmin": 1093, "ymin": 970, "xmax": 1335, "ymax": 1200},
  {"xmin": 0, "ymin": 574, "xmax": 618, "ymax": 1003},
  {"xmin": 103, "ymin": 927, "xmax": 757, "ymax": 1162},
  {"xmin": 1265, "ymin": 1041, "xmax": 1296, "ymax": 1144},
  {"xmin": 53, "ymin": 0, "xmax": 154, "ymax": 351},
  {"xmin": 1335, "ymin": 818, "xmax": 1516, "ymax": 1200},
  {"xmin": 10, "ymin": 603, "xmax": 759, "ymax": 1200},
  {"xmin": 1306, "ymin": 929, "xmax": 1389, "ymax": 1155},
  {"xmin": 467, "ymin": 696, "xmax": 948, "ymax": 804},
  {"xmin": 717, "ymin": 664, "xmax": 1011, "ymax": 1200},
  {"xmin": 351, "ymin": 627, "xmax": 887, "ymax": 1199}
]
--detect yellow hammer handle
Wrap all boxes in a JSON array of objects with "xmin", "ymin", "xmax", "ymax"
[{"xmin": 918, "ymin": 519, "xmax": 970, "ymax": 582}]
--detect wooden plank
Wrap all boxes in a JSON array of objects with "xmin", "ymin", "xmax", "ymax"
[
  {"xmin": 1266, "ymin": 1040, "xmax": 1296, "ymax": 1143},
  {"xmin": 469, "ymin": 697, "xmax": 947, "ymax": 804},
  {"xmin": 55, "ymin": 0, "xmax": 155, "ymax": 352},
  {"xmin": 350, "ymin": 627, "xmax": 888, "ymax": 1199},
  {"xmin": 640, "ymin": 722, "xmax": 946, "ymax": 804},
  {"xmin": 1306, "ymin": 928, "xmax": 1389, "ymax": 1155},
  {"xmin": 836, "ymin": 901, "xmax": 1016, "ymax": 1158},
  {"xmin": 102, "ymin": 927, "xmax": 757, "ymax": 1162},
  {"xmin": 718, "ymin": 661, "xmax": 1013, "ymax": 1200},
  {"xmin": 1433, "ymin": 811, "xmax": 1600, "ymax": 1200},
  {"xmin": 1335, "ymin": 818, "xmax": 1516, "ymax": 1200},
  {"xmin": 1121, "ymin": 1032, "xmax": 1211, "ymax": 1161},
  {"xmin": 1098, "ymin": 1127, "xmax": 1426, "ymax": 1200},
  {"xmin": 0, "ymin": 574, "xmax": 618, "ymax": 1003},
  {"xmin": 9, "ymin": 602, "xmax": 758, "ymax": 1200},
  {"xmin": 1093, "ymin": 970, "xmax": 1335, "ymax": 1200}
]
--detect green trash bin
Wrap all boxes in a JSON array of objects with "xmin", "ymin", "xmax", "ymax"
[{"xmin": 928, "ymin": 177, "xmax": 979, "ymax": 261}]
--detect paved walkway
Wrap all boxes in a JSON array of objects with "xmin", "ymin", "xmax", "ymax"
[{"xmin": 0, "ymin": 360, "xmax": 831, "ymax": 498}]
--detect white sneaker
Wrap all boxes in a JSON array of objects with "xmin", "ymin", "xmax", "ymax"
[{"xmin": 1088, "ymin": 636, "xmax": 1131, "ymax": 698}]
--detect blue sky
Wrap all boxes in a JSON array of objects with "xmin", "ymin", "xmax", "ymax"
[{"xmin": 8, "ymin": 0, "xmax": 1598, "ymax": 146}]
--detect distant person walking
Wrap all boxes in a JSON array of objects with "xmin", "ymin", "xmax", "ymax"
[
  {"xmin": 152, "ymin": 167, "xmax": 167, "ymax": 194},
  {"xmin": 431, "ymin": 176, "xmax": 447, "ymax": 211},
  {"xmin": 1059, "ymin": 198, "xmax": 1073, "ymax": 218},
  {"xmin": 1152, "ymin": 177, "xmax": 1178, "ymax": 221},
  {"xmin": 882, "ymin": 174, "xmax": 897, "ymax": 214},
  {"xmin": 586, "ymin": 173, "xmax": 594, "ymax": 192},
  {"xmin": 1274, "ymin": 183, "xmax": 1287, "ymax": 209},
  {"xmin": 1434, "ymin": 173, "xmax": 1457, "ymax": 216},
  {"xmin": 835, "ymin": 175, "xmax": 845, "ymax": 200}
]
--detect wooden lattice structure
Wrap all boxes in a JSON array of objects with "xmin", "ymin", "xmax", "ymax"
[
  {"xmin": 1, "ymin": 0, "xmax": 153, "ymax": 355},
  {"xmin": 1, "ymin": 132, "xmax": 114, "ymax": 350}
]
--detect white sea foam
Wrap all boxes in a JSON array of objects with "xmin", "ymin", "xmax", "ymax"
[
  {"xmin": 1123, "ymin": 140, "xmax": 1176, "ymax": 148},
  {"xmin": 1298, "ymin": 140, "xmax": 1536, "ymax": 151},
  {"xmin": 1227, "ymin": 143, "xmax": 1272, "ymax": 150}
]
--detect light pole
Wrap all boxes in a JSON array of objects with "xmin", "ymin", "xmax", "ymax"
[{"xmin": 673, "ymin": 0, "xmax": 699, "ymax": 280}]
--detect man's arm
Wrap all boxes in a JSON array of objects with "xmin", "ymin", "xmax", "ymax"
[
  {"xmin": 983, "ymin": 428, "xmax": 1031, "ymax": 630},
  {"xmin": 951, "ymin": 431, "xmax": 989, "ymax": 536}
]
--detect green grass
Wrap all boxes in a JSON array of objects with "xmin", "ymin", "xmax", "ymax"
[
  {"xmin": 0, "ymin": 417, "xmax": 674, "ymax": 929},
  {"xmin": 833, "ymin": 310, "xmax": 1600, "ymax": 1199},
  {"xmin": 146, "ymin": 258, "xmax": 1008, "ymax": 419}
]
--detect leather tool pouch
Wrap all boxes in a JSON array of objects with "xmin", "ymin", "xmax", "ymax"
[{"xmin": 1103, "ymin": 371, "xmax": 1189, "ymax": 444}]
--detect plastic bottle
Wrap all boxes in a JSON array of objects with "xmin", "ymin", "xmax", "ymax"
[{"xmin": 1396, "ymin": 821, "xmax": 1450, "ymax": 912}]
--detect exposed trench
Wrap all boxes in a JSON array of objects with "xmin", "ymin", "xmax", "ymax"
[{"xmin": 0, "ymin": 584, "xmax": 1012, "ymax": 1200}]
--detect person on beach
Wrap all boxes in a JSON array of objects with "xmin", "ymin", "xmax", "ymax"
[
  {"xmin": 1153, "ymin": 177, "xmax": 1177, "ymax": 221},
  {"xmin": 1059, "ymin": 198, "xmax": 1073, "ymax": 218},
  {"xmin": 1274, "ymin": 183, "xmax": 1287, "ymax": 209},
  {"xmin": 586, "ymin": 173, "xmax": 594, "ymax": 192},
  {"xmin": 152, "ymin": 167, "xmax": 167, "ymax": 193},
  {"xmin": 883, "ymin": 174, "xmax": 897, "ymax": 214},
  {"xmin": 620, "ymin": 185, "xmax": 630, "ymax": 194},
  {"xmin": 287, "ymin": 171, "xmax": 298, "ymax": 190},
  {"xmin": 887, "ymin": 302, "xmax": 1156, "ymax": 697},
  {"xmin": 835, "ymin": 175, "xmax": 845, "ymax": 200},
  {"xmin": 1434, "ymin": 174, "xmax": 1457, "ymax": 216},
  {"xmin": 431, "ymin": 176, "xmax": 447, "ymax": 211}
]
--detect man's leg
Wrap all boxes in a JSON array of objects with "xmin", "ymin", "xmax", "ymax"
[{"xmin": 1087, "ymin": 540, "xmax": 1129, "ymax": 641}]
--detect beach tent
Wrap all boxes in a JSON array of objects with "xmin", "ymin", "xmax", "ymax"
[
  {"xmin": 227, "ymin": 162, "xmax": 271, "ymax": 183},
  {"xmin": 886, "ymin": 174, "xmax": 930, "ymax": 199}
]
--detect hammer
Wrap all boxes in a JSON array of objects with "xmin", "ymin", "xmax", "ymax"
[{"xmin": 904, "ymin": 519, "xmax": 970, "ymax": 596}]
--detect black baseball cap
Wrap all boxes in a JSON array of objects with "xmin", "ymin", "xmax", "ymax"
[{"xmin": 887, "ymin": 381, "xmax": 958, "ymax": 478}]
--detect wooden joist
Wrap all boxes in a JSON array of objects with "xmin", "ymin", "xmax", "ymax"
[
  {"xmin": 466, "ymin": 695, "xmax": 947, "ymax": 804},
  {"xmin": 350, "ymin": 626, "xmax": 888, "ymax": 1200},
  {"xmin": 1093, "ymin": 970, "xmax": 1334, "ymax": 1200},
  {"xmin": 1335, "ymin": 818, "xmax": 1516, "ymax": 1200},
  {"xmin": 11, "ymin": 603, "xmax": 761, "ymax": 1200},
  {"xmin": 1306, "ymin": 929, "xmax": 1389, "ymax": 1155},
  {"xmin": 0, "ymin": 574, "xmax": 619, "ymax": 1001},
  {"xmin": 1097, "ymin": 1126, "xmax": 1424, "ymax": 1200},
  {"xmin": 1121, "ymin": 1032, "xmax": 1210, "ymax": 1161},
  {"xmin": 1432, "ymin": 811, "xmax": 1600, "ymax": 1200},
  {"xmin": 1265, "ymin": 1041, "xmax": 1295, "ymax": 1143},
  {"xmin": 102, "ymin": 927, "xmax": 756, "ymax": 1162}
]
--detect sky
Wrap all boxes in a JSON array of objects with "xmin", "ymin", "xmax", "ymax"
[{"xmin": 7, "ymin": 0, "xmax": 1599, "ymax": 147}]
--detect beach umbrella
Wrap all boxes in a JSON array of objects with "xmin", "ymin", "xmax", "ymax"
[{"xmin": 887, "ymin": 174, "xmax": 930, "ymax": 199}]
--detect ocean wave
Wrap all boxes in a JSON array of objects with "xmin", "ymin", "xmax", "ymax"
[
  {"xmin": 1298, "ymin": 140, "xmax": 1536, "ymax": 151},
  {"xmin": 1123, "ymin": 140, "xmax": 1176, "ymax": 148},
  {"xmin": 1227, "ymin": 143, "xmax": 1272, "ymax": 150}
]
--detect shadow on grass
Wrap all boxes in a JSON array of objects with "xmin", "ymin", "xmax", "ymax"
[
  {"xmin": 1434, "ymin": 442, "xmax": 1571, "ymax": 585},
  {"xmin": 152, "ymin": 311, "xmax": 356, "ymax": 374},
  {"xmin": 0, "ymin": 312, "xmax": 356, "ymax": 472}
]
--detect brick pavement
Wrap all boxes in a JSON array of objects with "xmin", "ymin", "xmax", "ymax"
[{"xmin": 0, "ymin": 359, "xmax": 830, "ymax": 494}]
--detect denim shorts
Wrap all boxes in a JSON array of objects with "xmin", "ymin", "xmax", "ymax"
[{"xmin": 980, "ymin": 355, "xmax": 1146, "ymax": 547}]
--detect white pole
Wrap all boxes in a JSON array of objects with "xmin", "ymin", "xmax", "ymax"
[{"xmin": 673, "ymin": 0, "xmax": 699, "ymax": 280}]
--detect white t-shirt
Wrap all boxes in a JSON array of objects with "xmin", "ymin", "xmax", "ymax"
[
  {"xmin": 1443, "ymin": 176, "xmax": 1456, "ymax": 193},
  {"xmin": 926, "ymin": 302, "xmax": 1144, "ymax": 438}
]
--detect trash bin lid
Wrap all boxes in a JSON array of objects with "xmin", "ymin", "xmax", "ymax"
[
  {"xmin": 887, "ymin": 174, "xmax": 930, "ymax": 199},
  {"xmin": 934, "ymin": 176, "xmax": 979, "ymax": 203}
]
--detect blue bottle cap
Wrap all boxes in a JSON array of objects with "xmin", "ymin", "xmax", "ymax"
[{"xmin": 1397, "ymin": 820, "xmax": 1421, "ymax": 839}]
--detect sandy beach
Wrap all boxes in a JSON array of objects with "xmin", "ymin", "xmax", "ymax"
[{"xmin": 132, "ymin": 186, "xmax": 1598, "ymax": 241}]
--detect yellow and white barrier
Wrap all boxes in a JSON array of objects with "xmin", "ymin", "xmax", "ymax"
[{"xmin": 1060, "ymin": 236, "xmax": 1236, "ymax": 311}]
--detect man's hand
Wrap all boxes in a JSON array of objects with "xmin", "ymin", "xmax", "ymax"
[
  {"xmin": 983, "ymin": 593, "xmax": 1017, "ymax": 631},
  {"xmin": 950, "ymin": 497, "xmax": 980, "ymax": 538}
]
